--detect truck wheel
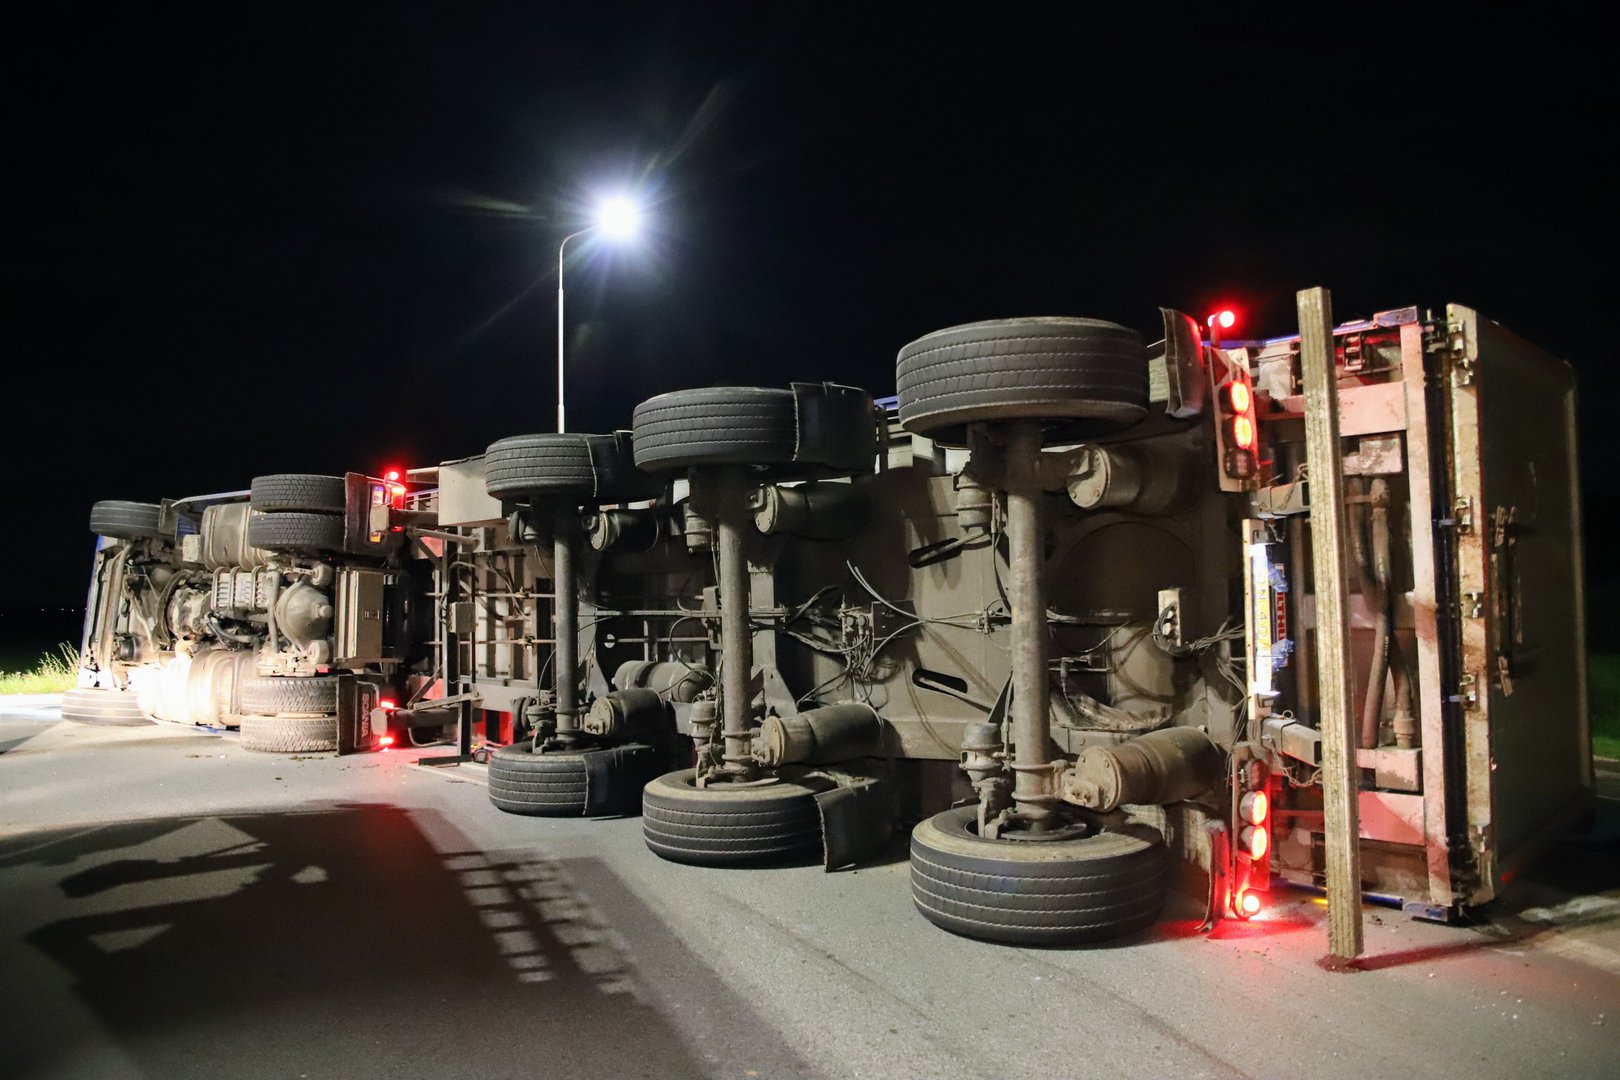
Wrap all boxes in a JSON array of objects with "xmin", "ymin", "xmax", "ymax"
[
  {"xmin": 240, "ymin": 675, "xmax": 340, "ymax": 715},
  {"xmin": 246, "ymin": 511, "xmax": 344, "ymax": 552},
  {"xmin": 89, "ymin": 500, "xmax": 165, "ymax": 540},
  {"xmin": 486, "ymin": 432, "xmax": 660, "ymax": 504},
  {"xmin": 896, "ymin": 317, "xmax": 1149, "ymax": 446},
  {"xmin": 486, "ymin": 742, "xmax": 589, "ymax": 815},
  {"xmin": 484, "ymin": 434, "xmax": 599, "ymax": 499},
  {"xmin": 60, "ymin": 687, "xmax": 153, "ymax": 726},
  {"xmin": 240, "ymin": 713, "xmax": 338, "ymax": 752},
  {"xmin": 642, "ymin": 768, "xmax": 825, "ymax": 867},
  {"xmin": 909, "ymin": 805, "xmax": 1167, "ymax": 945},
  {"xmin": 250, "ymin": 474, "xmax": 346, "ymax": 513},
  {"xmin": 631, "ymin": 387, "xmax": 799, "ymax": 471}
]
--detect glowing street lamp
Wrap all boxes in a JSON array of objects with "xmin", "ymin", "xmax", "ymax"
[{"xmin": 556, "ymin": 193, "xmax": 644, "ymax": 433}]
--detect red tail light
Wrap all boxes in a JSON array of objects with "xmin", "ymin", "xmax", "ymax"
[
  {"xmin": 1227, "ymin": 379, "xmax": 1252, "ymax": 415},
  {"xmin": 1215, "ymin": 362, "xmax": 1259, "ymax": 481}
]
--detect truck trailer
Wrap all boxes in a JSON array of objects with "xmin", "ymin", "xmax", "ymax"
[{"xmin": 69, "ymin": 295, "xmax": 1590, "ymax": 950}]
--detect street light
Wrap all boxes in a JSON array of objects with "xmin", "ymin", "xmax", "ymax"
[{"xmin": 556, "ymin": 193, "xmax": 644, "ymax": 433}]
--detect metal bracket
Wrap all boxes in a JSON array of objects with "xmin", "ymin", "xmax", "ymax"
[
  {"xmin": 1341, "ymin": 331, "xmax": 1367, "ymax": 372},
  {"xmin": 1253, "ymin": 479, "xmax": 1310, "ymax": 518},
  {"xmin": 1425, "ymin": 318, "xmax": 1472, "ymax": 386},
  {"xmin": 1438, "ymin": 496, "xmax": 1473, "ymax": 533},
  {"xmin": 1449, "ymin": 672, "xmax": 1480, "ymax": 710}
]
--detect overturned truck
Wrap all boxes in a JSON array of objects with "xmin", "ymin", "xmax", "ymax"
[{"xmin": 76, "ymin": 299, "xmax": 1590, "ymax": 945}]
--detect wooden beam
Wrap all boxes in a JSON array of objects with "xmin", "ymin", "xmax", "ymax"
[{"xmin": 1297, "ymin": 286, "xmax": 1365, "ymax": 963}]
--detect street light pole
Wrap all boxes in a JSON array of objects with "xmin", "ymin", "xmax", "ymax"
[
  {"xmin": 554, "ymin": 193, "xmax": 643, "ymax": 435},
  {"xmin": 556, "ymin": 226, "xmax": 594, "ymax": 434}
]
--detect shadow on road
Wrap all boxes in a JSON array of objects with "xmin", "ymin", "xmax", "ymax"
[{"xmin": 0, "ymin": 803, "xmax": 811, "ymax": 1079}]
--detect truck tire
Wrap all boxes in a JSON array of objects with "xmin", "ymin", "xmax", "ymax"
[
  {"xmin": 896, "ymin": 317, "xmax": 1149, "ymax": 445},
  {"xmin": 632, "ymin": 387, "xmax": 799, "ymax": 472},
  {"xmin": 246, "ymin": 511, "xmax": 344, "ymax": 552},
  {"xmin": 60, "ymin": 687, "xmax": 153, "ymax": 726},
  {"xmin": 89, "ymin": 500, "xmax": 165, "ymax": 541},
  {"xmin": 909, "ymin": 805, "xmax": 1167, "ymax": 945},
  {"xmin": 486, "ymin": 433, "xmax": 659, "ymax": 504},
  {"xmin": 642, "ymin": 768, "xmax": 824, "ymax": 867},
  {"xmin": 250, "ymin": 474, "xmax": 346, "ymax": 513},
  {"xmin": 484, "ymin": 434, "xmax": 599, "ymax": 499},
  {"xmin": 486, "ymin": 742, "xmax": 589, "ymax": 815},
  {"xmin": 239, "ymin": 713, "xmax": 338, "ymax": 752},
  {"xmin": 240, "ymin": 675, "xmax": 340, "ymax": 715}
]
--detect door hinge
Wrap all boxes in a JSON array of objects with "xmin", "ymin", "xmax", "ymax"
[{"xmin": 1426, "ymin": 318, "xmax": 1472, "ymax": 385}]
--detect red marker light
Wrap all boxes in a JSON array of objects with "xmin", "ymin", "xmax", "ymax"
[
  {"xmin": 1232, "ymin": 414, "xmax": 1256, "ymax": 450},
  {"xmin": 1208, "ymin": 309, "xmax": 1237, "ymax": 330},
  {"xmin": 379, "ymin": 734, "xmax": 395, "ymax": 746},
  {"xmin": 379, "ymin": 698, "xmax": 397, "ymax": 711},
  {"xmin": 384, "ymin": 469, "xmax": 401, "ymax": 482},
  {"xmin": 1227, "ymin": 380, "xmax": 1252, "ymax": 415},
  {"xmin": 1239, "ymin": 890, "xmax": 1263, "ymax": 917}
]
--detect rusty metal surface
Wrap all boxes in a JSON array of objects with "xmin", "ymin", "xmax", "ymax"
[
  {"xmin": 1400, "ymin": 320, "xmax": 1456, "ymax": 907},
  {"xmin": 1280, "ymin": 379, "xmax": 1408, "ymax": 437},
  {"xmin": 1060, "ymin": 727, "xmax": 1222, "ymax": 811},
  {"xmin": 1003, "ymin": 421, "xmax": 1057, "ymax": 827},
  {"xmin": 712, "ymin": 467, "xmax": 757, "ymax": 776},
  {"xmin": 551, "ymin": 502, "xmax": 581, "ymax": 733},
  {"xmin": 1358, "ymin": 791, "xmax": 1427, "ymax": 847},
  {"xmin": 1452, "ymin": 304, "xmax": 1592, "ymax": 898}
]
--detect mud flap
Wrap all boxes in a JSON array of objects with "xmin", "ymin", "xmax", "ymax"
[
  {"xmin": 790, "ymin": 382, "xmax": 878, "ymax": 473},
  {"xmin": 583, "ymin": 743, "xmax": 664, "ymax": 817},
  {"xmin": 335, "ymin": 674, "xmax": 390, "ymax": 756},
  {"xmin": 588, "ymin": 431, "xmax": 663, "ymax": 502},
  {"xmin": 805, "ymin": 760, "xmax": 894, "ymax": 871}
]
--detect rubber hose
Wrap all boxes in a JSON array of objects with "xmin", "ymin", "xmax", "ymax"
[{"xmin": 1359, "ymin": 479, "xmax": 1392, "ymax": 750}]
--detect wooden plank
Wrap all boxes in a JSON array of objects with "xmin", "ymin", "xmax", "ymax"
[{"xmin": 1297, "ymin": 286, "xmax": 1364, "ymax": 962}]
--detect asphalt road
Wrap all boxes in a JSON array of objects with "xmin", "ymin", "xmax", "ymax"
[{"xmin": 3, "ymin": 697, "xmax": 1617, "ymax": 1080}]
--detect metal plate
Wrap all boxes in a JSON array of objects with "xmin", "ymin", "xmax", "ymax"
[{"xmin": 1450, "ymin": 304, "xmax": 1591, "ymax": 896}]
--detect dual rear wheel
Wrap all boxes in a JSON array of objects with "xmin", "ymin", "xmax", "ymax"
[
  {"xmin": 238, "ymin": 675, "xmax": 339, "ymax": 752},
  {"xmin": 247, "ymin": 473, "xmax": 346, "ymax": 552}
]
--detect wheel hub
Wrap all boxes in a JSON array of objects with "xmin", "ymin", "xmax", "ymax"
[
  {"xmin": 695, "ymin": 772, "xmax": 783, "ymax": 790},
  {"xmin": 980, "ymin": 810, "xmax": 1096, "ymax": 843}
]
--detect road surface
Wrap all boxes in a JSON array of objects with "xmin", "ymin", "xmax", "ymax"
[{"xmin": 2, "ymin": 697, "xmax": 1617, "ymax": 1079}]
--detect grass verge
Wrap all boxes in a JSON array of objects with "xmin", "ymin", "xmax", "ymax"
[
  {"xmin": 1593, "ymin": 653, "xmax": 1620, "ymax": 761},
  {"xmin": 0, "ymin": 644, "xmax": 80, "ymax": 695}
]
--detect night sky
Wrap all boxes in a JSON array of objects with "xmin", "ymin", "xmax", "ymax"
[{"xmin": 4, "ymin": 6, "xmax": 1615, "ymax": 636}]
